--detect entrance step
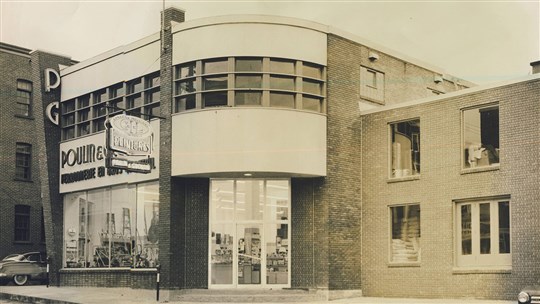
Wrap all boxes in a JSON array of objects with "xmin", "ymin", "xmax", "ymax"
[{"xmin": 171, "ymin": 289, "xmax": 328, "ymax": 302}]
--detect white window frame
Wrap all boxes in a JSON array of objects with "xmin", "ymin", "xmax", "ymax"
[
  {"xmin": 461, "ymin": 103, "xmax": 500, "ymax": 171},
  {"xmin": 454, "ymin": 197, "xmax": 511, "ymax": 269}
]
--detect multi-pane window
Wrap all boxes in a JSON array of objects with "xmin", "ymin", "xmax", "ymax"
[
  {"xmin": 61, "ymin": 72, "xmax": 160, "ymax": 140},
  {"xmin": 456, "ymin": 199, "xmax": 511, "ymax": 268},
  {"xmin": 390, "ymin": 119, "xmax": 420, "ymax": 178},
  {"xmin": 16, "ymin": 80, "xmax": 32, "ymax": 117},
  {"xmin": 173, "ymin": 57, "xmax": 325, "ymax": 113},
  {"xmin": 390, "ymin": 204, "xmax": 420, "ymax": 263},
  {"xmin": 15, "ymin": 143, "xmax": 31, "ymax": 180},
  {"xmin": 14, "ymin": 205, "xmax": 31, "ymax": 242},
  {"xmin": 463, "ymin": 104, "xmax": 499, "ymax": 169},
  {"xmin": 360, "ymin": 66, "xmax": 385, "ymax": 103}
]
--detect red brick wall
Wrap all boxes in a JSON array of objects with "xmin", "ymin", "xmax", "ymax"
[{"xmin": 361, "ymin": 78, "xmax": 540, "ymax": 299}]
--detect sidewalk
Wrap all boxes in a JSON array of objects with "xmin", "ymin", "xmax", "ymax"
[{"xmin": 0, "ymin": 285, "xmax": 515, "ymax": 304}]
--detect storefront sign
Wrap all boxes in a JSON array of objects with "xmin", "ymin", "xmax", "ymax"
[
  {"xmin": 105, "ymin": 157, "xmax": 154, "ymax": 174},
  {"xmin": 59, "ymin": 121, "xmax": 160, "ymax": 193},
  {"xmin": 106, "ymin": 114, "xmax": 153, "ymax": 156}
]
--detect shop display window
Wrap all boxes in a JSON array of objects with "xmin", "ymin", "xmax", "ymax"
[
  {"xmin": 463, "ymin": 104, "xmax": 499, "ymax": 169},
  {"xmin": 455, "ymin": 199, "xmax": 510, "ymax": 268},
  {"xmin": 63, "ymin": 181, "xmax": 159, "ymax": 269},
  {"xmin": 390, "ymin": 119, "xmax": 420, "ymax": 178},
  {"xmin": 390, "ymin": 204, "xmax": 420, "ymax": 263}
]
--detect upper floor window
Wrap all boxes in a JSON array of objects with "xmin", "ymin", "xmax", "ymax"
[
  {"xmin": 390, "ymin": 204, "xmax": 420, "ymax": 264},
  {"xmin": 463, "ymin": 104, "xmax": 499, "ymax": 169},
  {"xmin": 15, "ymin": 143, "xmax": 32, "ymax": 180},
  {"xmin": 173, "ymin": 57, "xmax": 326, "ymax": 114},
  {"xmin": 16, "ymin": 80, "xmax": 32, "ymax": 117},
  {"xmin": 455, "ymin": 199, "xmax": 510, "ymax": 268},
  {"xmin": 360, "ymin": 66, "xmax": 385, "ymax": 103},
  {"xmin": 61, "ymin": 72, "xmax": 160, "ymax": 140},
  {"xmin": 390, "ymin": 119, "xmax": 420, "ymax": 178},
  {"xmin": 14, "ymin": 205, "xmax": 31, "ymax": 242}
]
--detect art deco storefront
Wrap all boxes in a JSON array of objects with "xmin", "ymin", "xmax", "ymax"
[{"xmin": 56, "ymin": 11, "xmax": 328, "ymax": 290}]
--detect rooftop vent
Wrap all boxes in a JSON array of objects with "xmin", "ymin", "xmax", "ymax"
[{"xmin": 530, "ymin": 60, "xmax": 540, "ymax": 74}]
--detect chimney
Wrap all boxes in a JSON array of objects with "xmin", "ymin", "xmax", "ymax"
[{"xmin": 530, "ymin": 60, "xmax": 540, "ymax": 74}]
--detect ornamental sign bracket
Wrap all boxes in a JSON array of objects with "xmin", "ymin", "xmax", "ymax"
[{"xmin": 105, "ymin": 114, "xmax": 154, "ymax": 174}]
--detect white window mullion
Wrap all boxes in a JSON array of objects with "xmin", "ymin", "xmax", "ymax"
[
  {"xmin": 471, "ymin": 204, "xmax": 480, "ymax": 258},
  {"xmin": 491, "ymin": 202, "xmax": 500, "ymax": 256}
]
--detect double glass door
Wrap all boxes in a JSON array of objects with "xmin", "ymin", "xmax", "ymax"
[{"xmin": 209, "ymin": 179, "xmax": 290, "ymax": 288}]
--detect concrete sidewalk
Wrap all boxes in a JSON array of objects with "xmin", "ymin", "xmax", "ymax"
[{"xmin": 0, "ymin": 285, "xmax": 515, "ymax": 304}]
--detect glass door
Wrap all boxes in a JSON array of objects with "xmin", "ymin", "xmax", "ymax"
[
  {"xmin": 209, "ymin": 179, "xmax": 290, "ymax": 288},
  {"xmin": 237, "ymin": 224, "xmax": 262, "ymax": 285}
]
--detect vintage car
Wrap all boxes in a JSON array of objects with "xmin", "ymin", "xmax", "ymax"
[
  {"xmin": 518, "ymin": 286, "xmax": 540, "ymax": 304},
  {"xmin": 0, "ymin": 252, "xmax": 47, "ymax": 286}
]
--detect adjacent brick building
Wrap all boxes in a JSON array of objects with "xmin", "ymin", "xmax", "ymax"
[
  {"xmin": 4, "ymin": 7, "xmax": 538, "ymax": 302},
  {"xmin": 0, "ymin": 42, "xmax": 74, "ymax": 262}
]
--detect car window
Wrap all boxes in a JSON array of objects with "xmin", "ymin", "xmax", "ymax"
[{"xmin": 27, "ymin": 254, "xmax": 40, "ymax": 262}]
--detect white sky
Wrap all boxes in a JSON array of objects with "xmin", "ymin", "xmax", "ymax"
[{"xmin": 1, "ymin": 0, "xmax": 539, "ymax": 84}]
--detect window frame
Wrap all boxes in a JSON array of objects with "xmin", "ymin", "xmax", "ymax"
[
  {"xmin": 461, "ymin": 102, "xmax": 500, "ymax": 172},
  {"xmin": 16, "ymin": 79, "xmax": 33, "ymax": 117},
  {"xmin": 14, "ymin": 204, "xmax": 31, "ymax": 243},
  {"xmin": 15, "ymin": 142, "xmax": 32, "ymax": 181},
  {"xmin": 387, "ymin": 118, "xmax": 421, "ymax": 181},
  {"xmin": 388, "ymin": 203, "xmax": 421, "ymax": 266},
  {"xmin": 360, "ymin": 66, "xmax": 385, "ymax": 104},
  {"xmin": 172, "ymin": 56, "xmax": 326, "ymax": 114},
  {"xmin": 454, "ymin": 197, "xmax": 511, "ymax": 270}
]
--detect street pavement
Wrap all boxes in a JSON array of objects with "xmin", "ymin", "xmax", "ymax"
[{"xmin": 0, "ymin": 285, "xmax": 515, "ymax": 304}]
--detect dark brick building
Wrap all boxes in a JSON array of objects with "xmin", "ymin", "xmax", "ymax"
[
  {"xmin": 0, "ymin": 42, "xmax": 74, "ymax": 262},
  {"xmin": 6, "ymin": 6, "xmax": 538, "ymax": 302}
]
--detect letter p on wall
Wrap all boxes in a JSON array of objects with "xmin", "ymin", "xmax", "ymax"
[{"xmin": 45, "ymin": 68, "xmax": 60, "ymax": 92}]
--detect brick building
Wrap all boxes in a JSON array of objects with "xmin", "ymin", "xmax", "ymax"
[
  {"xmin": 8, "ymin": 7, "xmax": 539, "ymax": 301},
  {"xmin": 0, "ymin": 42, "xmax": 74, "ymax": 262}
]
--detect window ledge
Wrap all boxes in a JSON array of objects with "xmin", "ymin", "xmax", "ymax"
[
  {"xmin": 13, "ymin": 241, "xmax": 32, "ymax": 245},
  {"xmin": 452, "ymin": 267, "xmax": 511, "ymax": 274},
  {"xmin": 360, "ymin": 96, "xmax": 385, "ymax": 105},
  {"xmin": 461, "ymin": 164, "xmax": 500, "ymax": 175},
  {"xmin": 14, "ymin": 115, "xmax": 35, "ymax": 120},
  {"xmin": 60, "ymin": 267, "xmax": 157, "ymax": 273},
  {"xmin": 388, "ymin": 262, "xmax": 421, "ymax": 268},
  {"xmin": 13, "ymin": 178, "xmax": 33, "ymax": 183},
  {"xmin": 387, "ymin": 175, "xmax": 420, "ymax": 183}
]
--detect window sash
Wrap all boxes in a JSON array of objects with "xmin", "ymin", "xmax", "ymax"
[
  {"xmin": 14, "ymin": 205, "xmax": 31, "ymax": 242},
  {"xmin": 456, "ymin": 200, "xmax": 511, "ymax": 267},
  {"xmin": 15, "ymin": 144, "xmax": 31, "ymax": 179}
]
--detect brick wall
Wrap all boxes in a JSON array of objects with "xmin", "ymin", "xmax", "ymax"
[
  {"xmin": 158, "ymin": 7, "xmax": 185, "ymax": 289},
  {"xmin": 0, "ymin": 47, "xmax": 45, "ymax": 259},
  {"xmin": 360, "ymin": 78, "xmax": 540, "ymax": 299},
  {"xmin": 0, "ymin": 46, "xmax": 74, "ymax": 268},
  {"xmin": 30, "ymin": 50, "xmax": 75, "ymax": 286},
  {"xmin": 60, "ymin": 269, "xmax": 156, "ymax": 288}
]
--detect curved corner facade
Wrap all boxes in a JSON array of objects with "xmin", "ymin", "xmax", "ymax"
[{"xmin": 33, "ymin": 7, "xmax": 539, "ymax": 301}]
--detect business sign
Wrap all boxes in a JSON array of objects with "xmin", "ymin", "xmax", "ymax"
[
  {"xmin": 59, "ymin": 121, "xmax": 160, "ymax": 194},
  {"xmin": 106, "ymin": 114, "xmax": 154, "ymax": 174}
]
